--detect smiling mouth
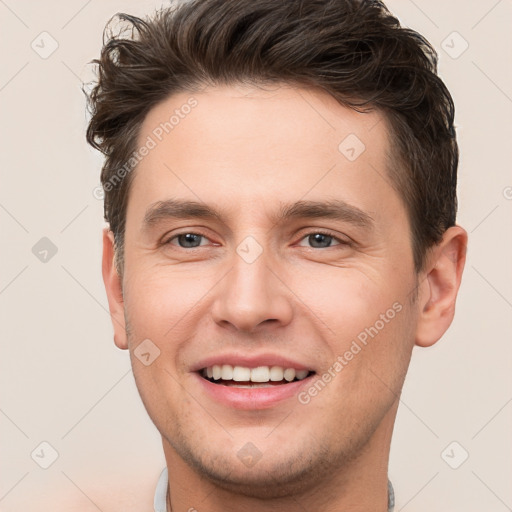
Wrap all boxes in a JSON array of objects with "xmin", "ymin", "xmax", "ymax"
[{"xmin": 199, "ymin": 365, "xmax": 315, "ymax": 388}]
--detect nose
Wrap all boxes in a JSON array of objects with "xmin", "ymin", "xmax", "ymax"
[{"xmin": 210, "ymin": 246, "xmax": 293, "ymax": 334}]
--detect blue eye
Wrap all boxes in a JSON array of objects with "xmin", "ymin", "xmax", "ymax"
[
  {"xmin": 164, "ymin": 230, "xmax": 348, "ymax": 250},
  {"xmin": 298, "ymin": 231, "xmax": 345, "ymax": 249},
  {"xmin": 167, "ymin": 233, "xmax": 208, "ymax": 248}
]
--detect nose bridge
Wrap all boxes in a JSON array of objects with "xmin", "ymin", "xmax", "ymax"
[{"xmin": 211, "ymin": 235, "xmax": 293, "ymax": 333}]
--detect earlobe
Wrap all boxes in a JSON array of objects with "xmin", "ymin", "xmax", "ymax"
[
  {"xmin": 415, "ymin": 226, "xmax": 468, "ymax": 348},
  {"xmin": 101, "ymin": 228, "xmax": 128, "ymax": 350}
]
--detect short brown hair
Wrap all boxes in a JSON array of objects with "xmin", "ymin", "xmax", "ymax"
[{"xmin": 86, "ymin": 0, "xmax": 458, "ymax": 276}]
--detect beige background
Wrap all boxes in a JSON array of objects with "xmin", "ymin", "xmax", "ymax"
[{"xmin": 1, "ymin": 0, "xmax": 511, "ymax": 510}]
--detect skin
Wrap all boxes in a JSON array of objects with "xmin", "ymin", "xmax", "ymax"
[{"xmin": 102, "ymin": 84, "xmax": 467, "ymax": 512}]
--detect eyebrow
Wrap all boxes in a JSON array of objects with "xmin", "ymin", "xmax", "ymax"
[{"xmin": 142, "ymin": 198, "xmax": 374, "ymax": 231}]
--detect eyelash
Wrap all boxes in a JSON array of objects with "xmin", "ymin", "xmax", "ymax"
[{"xmin": 163, "ymin": 230, "xmax": 350, "ymax": 249}]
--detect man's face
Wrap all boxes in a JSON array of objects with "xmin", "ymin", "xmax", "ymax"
[{"xmin": 117, "ymin": 84, "xmax": 422, "ymax": 494}]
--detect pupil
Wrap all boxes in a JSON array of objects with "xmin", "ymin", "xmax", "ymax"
[
  {"xmin": 310, "ymin": 233, "xmax": 331, "ymax": 248},
  {"xmin": 180, "ymin": 233, "xmax": 201, "ymax": 247}
]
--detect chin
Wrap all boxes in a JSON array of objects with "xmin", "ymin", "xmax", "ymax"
[
  {"xmin": 169, "ymin": 433, "xmax": 359, "ymax": 499},
  {"xmin": 197, "ymin": 456, "xmax": 321, "ymax": 498}
]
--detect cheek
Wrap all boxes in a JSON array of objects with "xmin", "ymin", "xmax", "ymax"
[
  {"xmin": 123, "ymin": 270, "xmax": 197, "ymax": 431},
  {"xmin": 294, "ymin": 267, "xmax": 418, "ymax": 397},
  {"xmin": 123, "ymin": 266, "xmax": 208, "ymax": 342},
  {"xmin": 290, "ymin": 266, "xmax": 407, "ymax": 342},
  {"xmin": 337, "ymin": 298, "xmax": 417, "ymax": 407}
]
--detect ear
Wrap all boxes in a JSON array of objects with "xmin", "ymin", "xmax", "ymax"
[
  {"xmin": 102, "ymin": 227, "xmax": 128, "ymax": 350},
  {"xmin": 415, "ymin": 225, "xmax": 468, "ymax": 348}
]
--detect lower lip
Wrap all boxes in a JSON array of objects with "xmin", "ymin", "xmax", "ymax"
[{"xmin": 193, "ymin": 373, "xmax": 314, "ymax": 410}]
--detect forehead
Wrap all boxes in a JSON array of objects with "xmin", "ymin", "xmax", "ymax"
[
  {"xmin": 138, "ymin": 83, "xmax": 389, "ymax": 160},
  {"xmin": 128, "ymin": 84, "xmax": 399, "ymax": 226}
]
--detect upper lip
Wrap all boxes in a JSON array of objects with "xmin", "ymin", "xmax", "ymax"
[{"xmin": 191, "ymin": 353, "xmax": 315, "ymax": 373}]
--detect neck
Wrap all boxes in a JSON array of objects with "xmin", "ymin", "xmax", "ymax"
[{"xmin": 162, "ymin": 400, "xmax": 398, "ymax": 512}]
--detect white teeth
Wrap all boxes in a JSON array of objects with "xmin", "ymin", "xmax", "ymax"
[
  {"xmin": 283, "ymin": 368, "xmax": 296, "ymax": 382},
  {"xmin": 251, "ymin": 366, "xmax": 270, "ymax": 382},
  {"xmin": 202, "ymin": 364, "xmax": 311, "ymax": 383},
  {"xmin": 221, "ymin": 364, "xmax": 233, "ymax": 380},
  {"xmin": 269, "ymin": 366, "xmax": 284, "ymax": 381},
  {"xmin": 232, "ymin": 366, "xmax": 251, "ymax": 381},
  {"xmin": 295, "ymin": 369, "xmax": 309, "ymax": 380},
  {"xmin": 212, "ymin": 364, "xmax": 222, "ymax": 380}
]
